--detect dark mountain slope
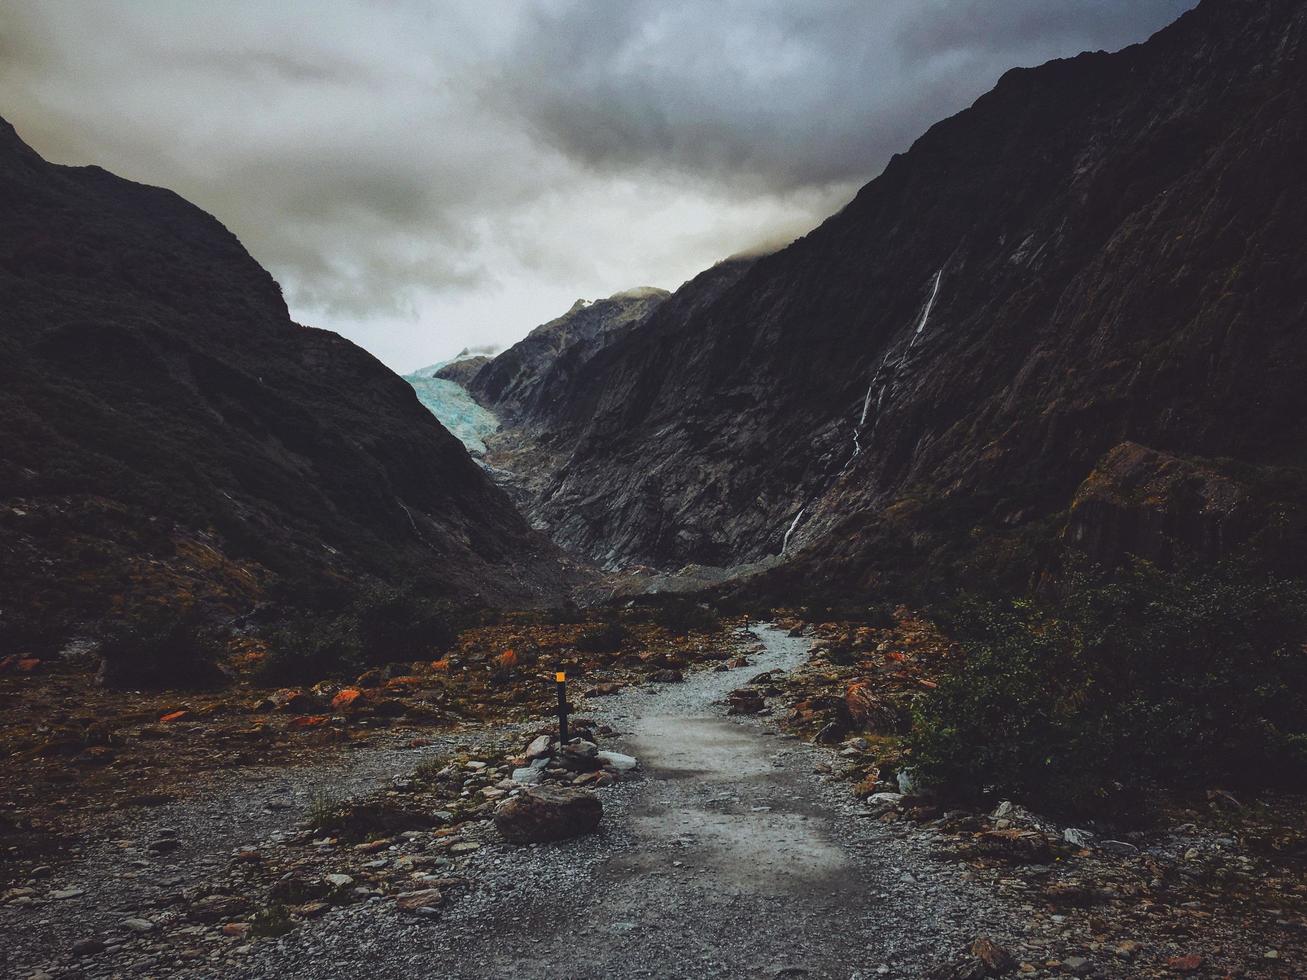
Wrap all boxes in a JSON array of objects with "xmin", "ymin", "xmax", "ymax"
[
  {"xmin": 508, "ymin": 0, "xmax": 1307, "ymax": 585},
  {"xmin": 468, "ymin": 286, "xmax": 669, "ymax": 424},
  {"xmin": 0, "ymin": 118, "xmax": 567, "ymax": 647}
]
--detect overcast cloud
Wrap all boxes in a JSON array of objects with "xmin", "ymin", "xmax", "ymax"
[{"xmin": 0, "ymin": 1, "xmax": 1194, "ymax": 371}]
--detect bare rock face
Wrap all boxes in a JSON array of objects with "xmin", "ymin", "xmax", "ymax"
[
  {"xmin": 493, "ymin": 786, "xmax": 602, "ymax": 844},
  {"xmin": 468, "ymin": 0, "xmax": 1307, "ymax": 592},
  {"xmin": 432, "ymin": 355, "xmax": 491, "ymax": 387}
]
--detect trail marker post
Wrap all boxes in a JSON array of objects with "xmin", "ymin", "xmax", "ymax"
[{"xmin": 555, "ymin": 667, "xmax": 570, "ymax": 744}]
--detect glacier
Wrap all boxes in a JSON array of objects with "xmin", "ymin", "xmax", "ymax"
[{"xmin": 404, "ymin": 372, "xmax": 499, "ymax": 456}]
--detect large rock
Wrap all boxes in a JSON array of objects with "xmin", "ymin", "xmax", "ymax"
[
  {"xmin": 844, "ymin": 681, "xmax": 901, "ymax": 733},
  {"xmin": 493, "ymin": 786, "xmax": 602, "ymax": 844}
]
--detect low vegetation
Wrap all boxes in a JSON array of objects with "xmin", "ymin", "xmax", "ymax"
[
  {"xmin": 97, "ymin": 603, "xmax": 227, "ymax": 690},
  {"xmin": 259, "ymin": 585, "xmax": 480, "ymax": 683},
  {"xmin": 910, "ymin": 561, "xmax": 1307, "ymax": 820}
]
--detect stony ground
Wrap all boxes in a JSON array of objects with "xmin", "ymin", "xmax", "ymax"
[
  {"xmin": 233, "ymin": 626, "xmax": 1025, "ymax": 979},
  {"xmin": 4, "ymin": 622, "xmax": 1304, "ymax": 979}
]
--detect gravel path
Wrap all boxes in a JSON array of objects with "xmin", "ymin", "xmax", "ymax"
[{"xmin": 232, "ymin": 625, "xmax": 1026, "ymax": 979}]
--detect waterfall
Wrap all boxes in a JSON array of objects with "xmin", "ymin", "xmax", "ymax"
[{"xmin": 776, "ymin": 268, "xmax": 945, "ymax": 558}]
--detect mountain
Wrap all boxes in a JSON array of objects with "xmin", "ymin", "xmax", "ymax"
[
  {"xmin": 432, "ymin": 355, "xmax": 492, "ymax": 387},
  {"xmin": 477, "ymin": 0, "xmax": 1307, "ymax": 591},
  {"xmin": 467, "ymin": 287, "xmax": 670, "ymax": 424},
  {"xmin": 0, "ymin": 117, "xmax": 568, "ymax": 648}
]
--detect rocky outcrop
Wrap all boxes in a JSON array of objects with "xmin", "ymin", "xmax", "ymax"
[
  {"xmin": 468, "ymin": 287, "xmax": 669, "ymax": 424},
  {"xmin": 1065, "ymin": 442, "xmax": 1260, "ymax": 568},
  {"xmin": 432, "ymin": 356, "xmax": 491, "ymax": 387},
  {"xmin": 0, "ymin": 115, "xmax": 569, "ymax": 648},
  {"xmin": 476, "ymin": 0, "xmax": 1307, "ymax": 589}
]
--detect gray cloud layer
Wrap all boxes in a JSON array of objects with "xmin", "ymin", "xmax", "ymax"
[{"xmin": 1, "ymin": 1, "xmax": 1194, "ymax": 370}]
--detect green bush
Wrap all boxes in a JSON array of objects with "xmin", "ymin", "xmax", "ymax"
[
  {"xmin": 98, "ymin": 604, "xmax": 226, "ymax": 689},
  {"xmin": 910, "ymin": 561, "xmax": 1307, "ymax": 820}
]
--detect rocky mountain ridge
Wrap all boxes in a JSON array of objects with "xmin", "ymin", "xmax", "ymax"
[
  {"xmin": 0, "ymin": 116, "xmax": 569, "ymax": 649},
  {"xmin": 467, "ymin": 0, "xmax": 1307, "ymax": 594}
]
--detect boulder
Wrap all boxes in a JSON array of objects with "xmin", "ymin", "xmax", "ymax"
[
  {"xmin": 395, "ymin": 888, "xmax": 443, "ymax": 913},
  {"xmin": 494, "ymin": 786, "xmax": 602, "ymax": 844},
  {"xmin": 844, "ymin": 681, "xmax": 901, "ymax": 733},
  {"xmin": 331, "ymin": 688, "xmax": 364, "ymax": 711},
  {"xmin": 596, "ymin": 750, "xmax": 638, "ymax": 771},
  {"xmin": 524, "ymin": 734, "xmax": 553, "ymax": 760},
  {"xmin": 557, "ymin": 739, "xmax": 602, "ymax": 772},
  {"xmin": 726, "ymin": 688, "xmax": 766, "ymax": 715}
]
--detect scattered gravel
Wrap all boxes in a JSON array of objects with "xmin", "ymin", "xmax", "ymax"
[{"xmin": 232, "ymin": 626, "xmax": 1028, "ymax": 979}]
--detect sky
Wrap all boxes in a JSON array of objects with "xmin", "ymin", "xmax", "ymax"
[{"xmin": 1, "ymin": 1, "xmax": 1196, "ymax": 373}]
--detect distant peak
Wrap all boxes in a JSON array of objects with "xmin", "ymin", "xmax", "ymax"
[{"xmin": 607, "ymin": 286, "xmax": 671, "ymax": 302}]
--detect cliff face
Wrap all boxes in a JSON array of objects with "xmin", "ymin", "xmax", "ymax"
[
  {"xmin": 467, "ymin": 287, "xmax": 669, "ymax": 425},
  {"xmin": 483, "ymin": 0, "xmax": 1307, "ymax": 586},
  {"xmin": 0, "ymin": 117, "xmax": 568, "ymax": 640}
]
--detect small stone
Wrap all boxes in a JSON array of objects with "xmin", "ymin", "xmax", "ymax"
[
  {"xmin": 1062, "ymin": 955, "xmax": 1091, "ymax": 975},
  {"xmin": 122, "ymin": 917, "xmax": 155, "ymax": 933},
  {"xmin": 512, "ymin": 766, "xmax": 544, "ymax": 785},
  {"xmin": 395, "ymin": 888, "xmax": 443, "ymax": 912},
  {"xmin": 71, "ymin": 938, "xmax": 105, "ymax": 956},
  {"xmin": 971, "ymin": 937, "xmax": 1014, "ymax": 973},
  {"xmin": 596, "ymin": 750, "xmax": 638, "ymax": 771},
  {"xmin": 448, "ymin": 842, "xmax": 481, "ymax": 854},
  {"xmin": 49, "ymin": 888, "xmax": 85, "ymax": 900},
  {"xmin": 524, "ymin": 734, "xmax": 553, "ymax": 759},
  {"xmin": 1166, "ymin": 954, "xmax": 1202, "ymax": 973},
  {"xmin": 324, "ymin": 874, "xmax": 354, "ymax": 888},
  {"xmin": 1063, "ymin": 827, "xmax": 1096, "ymax": 849},
  {"xmin": 1098, "ymin": 839, "xmax": 1139, "ymax": 858},
  {"xmin": 221, "ymin": 923, "xmax": 251, "ymax": 939}
]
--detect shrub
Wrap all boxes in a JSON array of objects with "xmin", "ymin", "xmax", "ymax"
[
  {"xmin": 259, "ymin": 584, "xmax": 474, "ymax": 683},
  {"xmin": 575, "ymin": 620, "xmax": 626, "ymax": 653},
  {"xmin": 650, "ymin": 596, "xmax": 721, "ymax": 635},
  {"xmin": 910, "ymin": 561, "xmax": 1307, "ymax": 821},
  {"xmin": 98, "ymin": 604, "xmax": 226, "ymax": 690}
]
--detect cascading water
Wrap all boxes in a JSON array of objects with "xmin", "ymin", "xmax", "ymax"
[{"xmin": 776, "ymin": 268, "xmax": 945, "ymax": 557}]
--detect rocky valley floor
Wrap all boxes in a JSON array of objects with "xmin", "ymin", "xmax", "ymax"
[{"xmin": 4, "ymin": 624, "xmax": 1305, "ymax": 979}]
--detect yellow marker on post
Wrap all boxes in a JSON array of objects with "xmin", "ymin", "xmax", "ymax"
[{"xmin": 554, "ymin": 666, "xmax": 569, "ymax": 743}]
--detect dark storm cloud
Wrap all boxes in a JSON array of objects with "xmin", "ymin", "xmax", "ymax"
[
  {"xmin": 497, "ymin": 0, "xmax": 1196, "ymax": 190},
  {"xmin": 0, "ymin": 1, "xmax": 1196, "ymax": 369}
]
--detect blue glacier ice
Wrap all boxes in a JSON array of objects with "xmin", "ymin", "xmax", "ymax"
[{"xmin": 404, "ymin": 367, "xmax": 499, "ymax": 456}]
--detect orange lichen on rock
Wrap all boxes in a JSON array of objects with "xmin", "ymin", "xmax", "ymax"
[
  {"xmin": 159, "ymin": 710, "xmax": 189, "ymax": 723},
  {"xmin": 288, "ymin": 714, "xmax": 330, "ymax": 729},
  {"xmin": 384, "ymin": 676, "xmax": 424, "ymax": 690},
  {"xmin": 331, "ymin": 688, "xmax": 364, "ymax": 710}
]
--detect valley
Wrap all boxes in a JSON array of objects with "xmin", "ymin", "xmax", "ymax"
[{"xmin": 4, "ymin": 1, "xmax": 1307, "ymax": 977}]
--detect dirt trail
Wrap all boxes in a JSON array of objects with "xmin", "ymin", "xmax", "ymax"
[{"xmin": 239, "ymin": 626, "xmax": 1020, "ymax": 979}]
